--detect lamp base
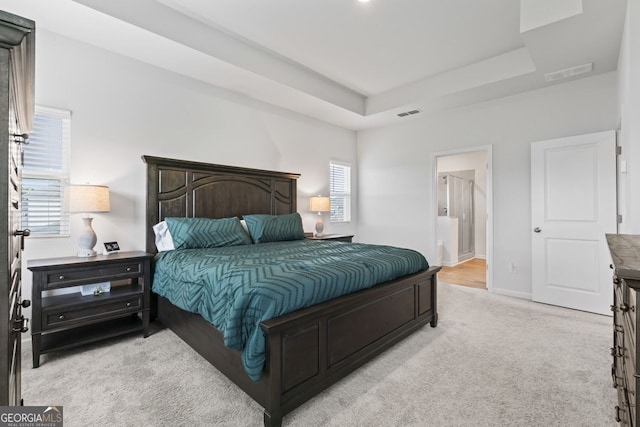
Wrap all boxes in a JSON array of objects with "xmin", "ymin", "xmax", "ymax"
[
  {"xmin": 77, "ymin": 248, "xmax": 97, "ymax": 258},
  {"xmin": 77, "ymin": 216, "xmax": 98, "ymax": 258},
  {"xmin": 315, "ymin": 214, "xmax": 325, "ymax": 237}
]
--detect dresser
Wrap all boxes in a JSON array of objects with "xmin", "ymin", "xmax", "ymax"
[
  {"xmin": 607, "ymin": 234, "xmax": 640, "ymax": 425},
  {"xmin": 0, "ymin": 10, "xmax": 35, "ymax": 405}
]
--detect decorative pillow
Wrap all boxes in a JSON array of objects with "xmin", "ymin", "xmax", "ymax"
[
  {"xmin": 152, "ymin": 221, "xmax": 175, "ymax": 252},
  {"xmin": 240, "ymin": 219, "xmax": 249, "ymax": 235},
  {"xmin": 165, "ymin": 217, "xmax": 252, "ymax": 249},
  {"xmin": 243, "ymin": 213, "xmax": 305, "ymax": 244}
]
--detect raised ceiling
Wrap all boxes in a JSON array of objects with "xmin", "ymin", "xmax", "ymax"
[
  {"xmin": 157, "ymin": 0, "xmax": 526, "ymax": 96},
  {"xmin": 0, "ymin": 0, "xmax": 628, "ymax": 130}
]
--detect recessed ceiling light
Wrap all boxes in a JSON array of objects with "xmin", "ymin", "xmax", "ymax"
[{"xmin": 358, "ymin": 0, "xmax": 371, "ymax": 3}]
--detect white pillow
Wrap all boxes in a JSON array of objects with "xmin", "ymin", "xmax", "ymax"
[
  {"xmin": 153, "ymin": 221, "xmax": 175, "ymax": 252},
  {"xmin": 240, "ymin": 219, "xmax": 249, "ymax": 235}
]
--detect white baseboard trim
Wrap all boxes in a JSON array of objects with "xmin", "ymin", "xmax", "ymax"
[{"xmin": 491, "ymin": 288, "xmax": 531, "ymax": 300}]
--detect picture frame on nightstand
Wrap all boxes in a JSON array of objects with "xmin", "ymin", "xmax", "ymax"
[{"xmin": 103, "ymin": 241, "xmax": 120, "ymax": 254}]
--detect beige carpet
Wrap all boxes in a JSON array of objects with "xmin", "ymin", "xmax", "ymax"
[{"xmin": 22, "ymin": 283, "xmax": 616, "ymax": 426}]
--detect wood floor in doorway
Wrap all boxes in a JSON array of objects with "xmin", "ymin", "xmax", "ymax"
[{"xmin": 439, "ymin": 258, "xmax": 486, "ymax": 289}]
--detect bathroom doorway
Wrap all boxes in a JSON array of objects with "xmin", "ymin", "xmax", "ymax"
[{"xmin": 432, "ymin": 146, "xmax": 492, "ymax": 290}]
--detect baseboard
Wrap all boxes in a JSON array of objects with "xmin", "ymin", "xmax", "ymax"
[{"xmin": 491, "ymin": 288, "xmax": 531, "ymax": 300}]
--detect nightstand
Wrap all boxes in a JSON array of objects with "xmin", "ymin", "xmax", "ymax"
[
  {"xmin": 27, "ymin": 251, "xmax": 153, "ymax": 368},
  {"xmin": 306, "ymin": 234, "xmax": 354, "ymax": 242}
]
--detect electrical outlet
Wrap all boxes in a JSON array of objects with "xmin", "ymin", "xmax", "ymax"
[{"xmin": 509, "ymin": 262, "xmax": 517, "ymax": 274}]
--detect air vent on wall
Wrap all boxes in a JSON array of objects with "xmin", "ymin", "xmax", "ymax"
[
  {"xmin": 397, "ymin": 109, "xmax": 422, "ymax": 118},
  {"xmin": 544, "ymin": 63, "xmax": 593, "ymax": 82}
]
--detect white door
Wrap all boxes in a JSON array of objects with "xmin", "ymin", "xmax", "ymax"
[{"xmin": 531, "ymin": 130, "xmax": 616, "ymax": 315}]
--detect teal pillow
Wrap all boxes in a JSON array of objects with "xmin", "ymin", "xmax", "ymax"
[
  {"xmin": 243, "ymin": 213, "xmax": 305, "ymax": 243},
  {"xmin": 165, "ymin": 217, "xmax": 251, "ymax": 249}
]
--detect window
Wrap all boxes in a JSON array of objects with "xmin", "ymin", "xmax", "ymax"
[
  {"xmin": 329, "ymin": 161, "xmax": 351, "ymax": 222},
  {"xmin": 21, "ymin": 106, "xmax": 71, "ymax": 236}
]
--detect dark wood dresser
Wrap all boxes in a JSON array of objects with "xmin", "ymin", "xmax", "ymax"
[{"xmin": 607, "ymin": 234, "xmax": 640, "ymax": 425}]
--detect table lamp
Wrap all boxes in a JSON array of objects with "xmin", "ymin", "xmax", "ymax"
[
  {"xmin": 309, "ymin": 196, "xmax": 330, "ymax": 237},
  {"xmin": 69, "ymin": 184, "xmax": 110, "ymax": 257}
]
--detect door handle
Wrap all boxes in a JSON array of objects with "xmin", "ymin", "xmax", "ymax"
[
  {"xmin": 12, "ymin": 315, "xmax": 28, "ymax": 334},
  {"xmin": 533, "ymin": 227, "xmax": 541, "ymax": 233},
  {"xmin": 14, "ymin": 229, "xmax": 30, "ymax": 250},
  {"xmin": 11, "ymin": 133, "xmax": 29, "ymax": 144}
]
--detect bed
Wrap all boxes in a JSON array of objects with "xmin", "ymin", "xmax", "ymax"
[{"xmin": 143, "ymin": 155, "xmax": 440, "ymax": 426}]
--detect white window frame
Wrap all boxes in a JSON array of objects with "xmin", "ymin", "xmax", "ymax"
[
  {"xmin": 21, "ymin": 105, "xmax": 71, "ymax": 237},
  {"xmin": 329, "ymin": 160, "xmax": 351, "ymax": 223}
]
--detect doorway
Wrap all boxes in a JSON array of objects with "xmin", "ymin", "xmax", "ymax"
[{"xmin": 432, "ymin": 146, "xmax": 493, "ymax": 291}]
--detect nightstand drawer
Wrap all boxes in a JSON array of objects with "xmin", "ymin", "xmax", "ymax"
[
  {"xmin": 45, "ymin": 262, "xmax": 143, "ymax": 289},
  {"xmin": 42, "ymin": 295, "xmax": 142, "ymax": 329}
]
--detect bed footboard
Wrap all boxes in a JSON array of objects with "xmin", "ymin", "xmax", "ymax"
[{"xmin": 259, "ymin": 266, "xmax": 440, "ymax": 427}]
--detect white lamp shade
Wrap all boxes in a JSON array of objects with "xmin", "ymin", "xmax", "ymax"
[
  {"xmin": 69, "ymin": 185, "xmax": 110, "ymax": 213},
  {"xmin": 309, "ymin": 196, "xmax": 330, "ymax": 213}
]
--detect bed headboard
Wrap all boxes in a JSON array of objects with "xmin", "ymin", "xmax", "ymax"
[{"xmin": 143, "ymin": 155, "xmax": 300, "ymax": 254}]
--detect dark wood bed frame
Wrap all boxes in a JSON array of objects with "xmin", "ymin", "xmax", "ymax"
[{"xmin": 143, "ymin": 155, "xmax": 440, "ymax": 427}]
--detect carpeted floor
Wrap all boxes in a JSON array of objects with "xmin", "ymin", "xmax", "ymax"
[{"xmin": 21, "ymin": 283, "xmax": 616, "ymax": 426}]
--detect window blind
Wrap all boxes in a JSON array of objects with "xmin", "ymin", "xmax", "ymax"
[
  {"xmin": 329, "ymin": 161, "xmax": 351, "ymax": 223},
  {"xmin": 21, "ymin": 106, "xmax": 71, "ymax": 236}
]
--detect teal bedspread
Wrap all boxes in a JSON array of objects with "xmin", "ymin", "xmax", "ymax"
[{"xmin": 152, "ymin": 240, "xmax": 429, "ymax": 381}]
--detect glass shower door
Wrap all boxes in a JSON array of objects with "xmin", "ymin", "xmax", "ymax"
[
  {"xmin": 460, "ymin": 179, "xmax": 474, "ymax": 260},
  {"xmin": 437, "ymin": 172, "xmax": 475, "ymax": 263}
]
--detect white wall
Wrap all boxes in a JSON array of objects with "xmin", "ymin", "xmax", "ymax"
[
  {"xmin": 22, "ymin": 30, "xmax": 357, "ymax": 320},
  {"xmin": 437, "ymin": 151, "xmax": 487, "ymax": 258},
  {"xmin": 357, "ymin": 72, "xmax": 618, "ymax": 298},
  {"xmin": 617, "ymin": 0, "xmax": 640, "ymax": 234}
]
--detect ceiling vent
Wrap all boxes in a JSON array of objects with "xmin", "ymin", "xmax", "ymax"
[
  {"xmin": 544, "ymin": 63, "xmax": 593, "ymax": 82},
  {"xmin": 397, "ymin": 109, "xmax": 422, "ymax": 118}
]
